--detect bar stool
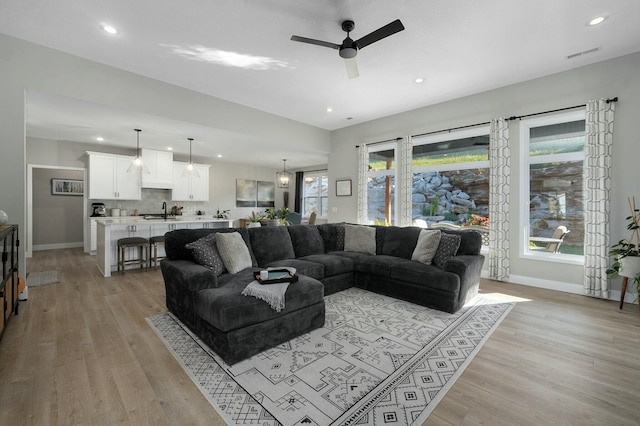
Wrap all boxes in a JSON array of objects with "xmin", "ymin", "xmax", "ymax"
[
  {"xmin": 117, "ymin": 237, "xmax": 148, "ymax": 273},
  {"xmin": 149, "ymin": 235, "xmax": 166, "ymax": 269}
]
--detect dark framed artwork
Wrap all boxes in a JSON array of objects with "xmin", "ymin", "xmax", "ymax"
[
  {"xmin": 336, "ymin": 179, "xmax": 352, "ymax": 197},
  {"xmin": 257, "ymin": 181, "xmax": 275, "ymax": 208},
  {"xmin": 51, "ymin": 178, "xmax": 84, "ymax": 196},
  {"xmin": 236, "ymin": 179, "xmax": 257, "ymax": 207}
]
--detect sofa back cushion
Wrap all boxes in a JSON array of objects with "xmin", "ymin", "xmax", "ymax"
[
  {"xmin": 287, "ymin": 225, "xmax": 325, "ymax": 257},
  {"xmin": 380, "ymin": 226, "xmax": 422, "ymax": 259},
  {"xmin": 248, "ymin": 225, "xmax": 296, "ymax": 267},
  {"xmin": 164, "ymin": 228, "xmax": 258, "ymax": 266},
  {"xmin": 317, "ymin": 223, "xmax": 345, "ymax": 252}
]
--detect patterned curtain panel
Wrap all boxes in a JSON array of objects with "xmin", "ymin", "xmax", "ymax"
[
  {"xmin": 488, "ymin": 118, "xmax": 510, "ymax": 281},
  {"xmin": 357, "ymin": 144, "xmax": 369, "ymax": 224},
  {"xmin": 583, "ymin": 99, "xmax": 615, "ymax": 298},
  {"xmin": 398, "ymin": 137, "xmax": 413, "ymax": 227}
]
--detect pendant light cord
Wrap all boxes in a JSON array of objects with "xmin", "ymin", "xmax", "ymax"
[{"xmin": 188, "ymin": 138, "xmax": 194, "ymax": 163}]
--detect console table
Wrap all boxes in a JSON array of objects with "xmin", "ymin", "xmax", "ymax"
[{"xmin": 0, "ymin": 224, "xmax": 19, "ymax": 340}]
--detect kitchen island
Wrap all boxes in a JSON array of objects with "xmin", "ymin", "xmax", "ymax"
[{"xmin": 96, "ymin": 217, "xmax": 232, "ymax": 277}]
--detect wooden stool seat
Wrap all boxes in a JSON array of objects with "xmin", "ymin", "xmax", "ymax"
[
  {"xmin": 149, "ymin": 235, "xmax": 166, "ymax": 269},
  {"xmin": 117, "ymin": 237, "xmax": 148, "ymax": 273}
]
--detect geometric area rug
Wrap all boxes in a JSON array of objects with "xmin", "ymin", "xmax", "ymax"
[{"xmin": 147, "ymin": 288, "xmax": 514, "ymax": 425}]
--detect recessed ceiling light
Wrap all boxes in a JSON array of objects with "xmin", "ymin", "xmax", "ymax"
[
  {"xmin": 588, "ymin": 16, "xmax": 607, "ymax": 26},
  {"xmin": 100, "ymin": 24, "xmax": 118, "ymax": 34},
  {"xmin": 95, "ymin": 136, "xmax": 104, "ymax": 142},
  {"xmin": 415, "ymin": 78, "xmax": 424, "ymax": 84},
  {"xmin": 326, "ymin": 107, "xmax": 333, "ymax": 113},
  {"xmin": 167, "ymin": 147, "xmax": 173, "ymax": 151},
  {"xmin": 217, "ymin": 154, "xmax": 222, "ymax": 158}
]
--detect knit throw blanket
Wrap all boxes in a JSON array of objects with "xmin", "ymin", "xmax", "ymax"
[{"xmin": 241, "ymin": 267, "xmax": 296, "ymax": 312}]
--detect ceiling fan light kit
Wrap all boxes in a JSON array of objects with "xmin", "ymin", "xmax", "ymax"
[{"xmin": 291, "ymin": 18, "xmax": 405, "ymax": 79}]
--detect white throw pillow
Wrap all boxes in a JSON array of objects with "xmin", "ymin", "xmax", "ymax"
[
  {"xmin": 344, "ymin": 224, "xmax": 376, "ymax": 255},
  {"xmin": 411, "ymin": 229, "xmax": 442, "ymax": 264},
  {"xmin": 215, "ymin": 232, "xmax": 252, "ymax": 274}
]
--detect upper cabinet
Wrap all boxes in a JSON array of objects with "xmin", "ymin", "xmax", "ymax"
[
  {"xmin": 171, "ymin": 161, "xmax": 210, "ymax": 201},
  {"xmin": 86, "ymin": 152, "xmax": 141, "ymax": 200},
  {"xmin": 141, "ymin": 149, "xmax": 173, "ymax": 189}
]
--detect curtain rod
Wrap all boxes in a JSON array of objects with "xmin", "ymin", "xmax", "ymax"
[
  {"xmin": 507, "ymin": 96, "xmax": 618, "ymax": 121},
  {"xmin": 355, "ymin": 137, "xmax": 403, "ymax": 149},
  {"xmin": 411, "ymin": 121, "xmax": 491, "ymax": 139},
  {"xmin": 354, "ymin": 97, "xmax": 618, "ymax": 148}
]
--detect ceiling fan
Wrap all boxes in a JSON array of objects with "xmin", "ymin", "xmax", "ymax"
[{"xmin": 291, "ymin": 19, "xmax": 405, "ymax": 79}]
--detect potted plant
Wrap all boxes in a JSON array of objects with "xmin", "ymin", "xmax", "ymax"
[
  {"xmin": 264, "ymin": 208, "xmax": 282, "ymax": 226},
  {"xmin": 247, "ymin": 211, "xmax": 263, "ymax": 228},
  {"xmin": 607, "ymin": 197, "xmax": 640, "ymax": 294}
]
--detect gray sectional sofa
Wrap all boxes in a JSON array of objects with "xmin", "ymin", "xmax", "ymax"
[{"xmin": 161, "ymin": 223, "xmax": 485, "ymax": 364}]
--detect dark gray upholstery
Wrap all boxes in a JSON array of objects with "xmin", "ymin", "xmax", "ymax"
[
  {"xmin": 161, "ymin": 223, "xmax": 485, "ymax": 364},
  {"xmin": 248, "ymin": 226, "xmax": 295, "ymax": 267}
]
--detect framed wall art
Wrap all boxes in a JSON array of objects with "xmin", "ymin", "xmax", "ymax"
[
  {"xmin": 336, "ymin": 179, "xmax": 352, "ymax": 197},
  {"xmin": 236, "ymin": 179, "xmax": 257, "ymax": 207},
  {"xmin": 51, "ymin": 178, "xmax": 84, "ymax": 196}
]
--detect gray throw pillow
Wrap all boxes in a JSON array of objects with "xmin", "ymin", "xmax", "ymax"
[
  {"xmin": 411, "ymin": 229, "xmax": 442, "ymax": 265},
  {"xmin": 215, "ymin": 232, "xmax": 253, "ymax": 274},
  {"xmin": 433, "ymin": 233, "xmax": 461, "ymax": 269},
  {"xmin": 185, "ymin": 233, "xmax": 227, "ymax": 276},
  {"xmin": 344, "ymin": 224, "xmax": 376, "ymax": 255}
]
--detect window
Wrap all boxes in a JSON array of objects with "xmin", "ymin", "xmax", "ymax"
[
  {"xmin": 411, "ymin": 127, "xmax": 490, "ymax": 244},
  {"xmin": 301, "ymin": 171, "xmax": 328, "ymax": 217},
  {"xmin": 367, "ymin": 143, "xmax": 397, "ymax": 225},
  {"xmin": 520, "ymin": 110, "xmax": 585, "ymax": 262}
]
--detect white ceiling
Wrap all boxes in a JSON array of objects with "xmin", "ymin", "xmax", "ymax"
[{"xmin": 2, "ymin": 0, "xmax": 640, "ymax": 167}]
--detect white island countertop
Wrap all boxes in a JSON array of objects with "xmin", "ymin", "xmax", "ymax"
[{"xmin": 96, "ymin": 217, "xmax": 232, "ymax": 277}]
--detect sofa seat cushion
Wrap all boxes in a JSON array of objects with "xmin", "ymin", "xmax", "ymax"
[
  {"xmin": 266, "ymin": 258, "xmax": 325, "ymax": 280},
  {"xmin": 354, "ymin": 254, "xmax": 411, "ymax": 277},
  {"xmin": 195, "ymin": 269, "xmax": 324, "ymax": 332},
  {"xmin": 390, "ymin": 261, "xmax": 460, "ymax": 293},
  {"xmin": 299, "ymin": 254, "xmax": 355, "ymax": 277}
]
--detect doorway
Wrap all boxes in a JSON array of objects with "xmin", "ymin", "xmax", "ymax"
[{"xmin": 26, "ymin": 164, "xmax": 87, "ymax": 258}]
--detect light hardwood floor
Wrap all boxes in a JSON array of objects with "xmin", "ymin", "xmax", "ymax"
[{"xmin": 1, "ymin": 248, "xmax": 639, "ymax": 425}]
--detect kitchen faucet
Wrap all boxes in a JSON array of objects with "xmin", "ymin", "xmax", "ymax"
[{"xmin": 162, "ymin": 201, "xmax": 167, "ymax": 220}]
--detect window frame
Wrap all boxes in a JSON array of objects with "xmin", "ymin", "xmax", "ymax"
[
  {"xmin": 518, "ymin": 109, "xmax": 585, "ymax": 265},
  {"xmin": 301, "ymin": 170, "xmax": 328, "ymax": 219}
]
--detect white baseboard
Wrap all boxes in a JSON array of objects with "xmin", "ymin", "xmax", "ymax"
[
  {"xmin": 33, "ymin": 242, "xmax": 84, "ymax": 251},
  {"xmin": 480, "ymin": 270, "xmax": 638, "ymax": 304}
]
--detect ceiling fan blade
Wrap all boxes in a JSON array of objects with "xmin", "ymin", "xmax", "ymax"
[
  {"xmin": 290, "ymin": 35, "xmax": 340, "ymax": 50},
  {"xmin": 356, "ymin": 19, "xmax": 405, "ymax": 49},
  {"xmin": 345, "ymin": 58, "xmax": 359, "ymax": 79}
]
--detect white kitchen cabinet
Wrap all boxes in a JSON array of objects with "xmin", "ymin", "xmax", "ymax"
[
  {"xmin": 87, "ymin": 152, "xmax": 141, "ymax": 200},
  {"xmin": 171, "ymin": 161, "xmax": 210, "ymax": 201},
  {"xmin": 141, "ymin": 149, "xmax": 173, "ymax": 189}
]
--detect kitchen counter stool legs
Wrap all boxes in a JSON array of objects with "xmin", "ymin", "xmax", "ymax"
[
  {"xmin": 149, "ymin": 235, "xmax": 165, "ymax": 269},
  {"xmin": 117, "ymin": 237, "xmax": 148, "ymax": 273}
]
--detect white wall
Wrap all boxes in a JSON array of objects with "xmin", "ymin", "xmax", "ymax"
[
  {"xmin": 328, "ymin": 51, "xmax": 640, "ymax": 297},
  {"xmin": 0, "ymin": 33, "xmax": 330, "ymax": 275}
]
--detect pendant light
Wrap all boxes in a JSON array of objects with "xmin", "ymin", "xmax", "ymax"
[
  {"xmin": 182, "ymin": 138, "xmax": 200, "ymax": 178},
  {"xmin": 127, "ymin": 128, "xmax": 150, "ymax": 174},
  {"xmin": 276, "ymin": 159, "xmax": 292, "ymax": 188}
]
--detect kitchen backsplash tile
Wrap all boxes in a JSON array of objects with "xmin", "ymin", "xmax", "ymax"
[{"xmin": 88, "ymin": 189, "xmax": 209, "ymax": 216}]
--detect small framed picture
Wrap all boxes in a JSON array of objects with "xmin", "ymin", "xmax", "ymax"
[
  {"xmin": 51, "ymin": 178, "xmax": 84, "ymax": 196},
  {"xmin": 336, "ymin": 179, "xmax": 352, "ymax": 197}
]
